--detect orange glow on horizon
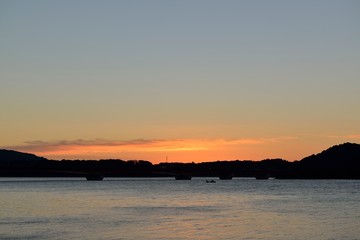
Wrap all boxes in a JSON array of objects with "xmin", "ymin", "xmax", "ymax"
[
  {"xmin": 10, "ymin": 136, "xmax": 360, "ymax": 163},
  {"xmin": 38, "ymin": 139, "xmax": 209, "ymax": 157},
  {"xmin": 7, "ymin": 137, "xmax": 308, "ymax": 163}
]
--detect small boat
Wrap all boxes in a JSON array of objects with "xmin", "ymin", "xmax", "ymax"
[
  {"xmin": 175, "ymin": 175, "xmax": 192, "ymax": 180},
  {"xmin": 86, "ymin": 175, "xmax": 104, "ymax": 181},
  {"xmin": 206, "ymin": 180, "xmax": 216, "ymax": 183}
]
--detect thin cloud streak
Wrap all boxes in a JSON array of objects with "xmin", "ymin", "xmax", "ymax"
[
  {"xmin": 3, "ymin": 138, "xmax": 252, "ymax": 152},
  {"xmin": 2, "ymin": 137, "xmax": 297, "ymax": 157},
  {"xmin": 328, "ymin": 134, "xmax": 360, "ymax": 139}
]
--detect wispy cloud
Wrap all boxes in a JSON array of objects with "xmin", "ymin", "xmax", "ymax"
[
  {"xmin": 4, "ymin": 139, "xmax": 197, "ymax": 154},
  {"xmin": 328, "ymin": 134, "xmax": 360, "ymax": 139},
  {"xmin": 2, "ymin": 136, "xmax": 297, "ymax": 159},
  {"xmin": 16, "ymin": 139, "xmax": 166, "ymax": 152}
]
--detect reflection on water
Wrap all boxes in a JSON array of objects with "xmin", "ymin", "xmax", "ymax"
[{"xmin": 0, "ymin": 178, "xmax": 359, "ymax": 239}]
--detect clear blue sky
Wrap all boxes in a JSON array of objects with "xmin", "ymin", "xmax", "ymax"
[{"xmin": 1, "ymin": 0, "xmax": 359, "ymax": 162}]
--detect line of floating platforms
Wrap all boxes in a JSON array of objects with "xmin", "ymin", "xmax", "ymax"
[
  {"xmin": 175, "ymin": 174, "xmax": 270, "ymax": 180},
  {"xmin": 85, "ymin": 174, "xmax": 269, "ymax": 181}
]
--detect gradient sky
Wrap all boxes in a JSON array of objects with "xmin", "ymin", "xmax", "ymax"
[{"xmin": 1, "ymin": 0, "xmax": 359, "ymax": 163}]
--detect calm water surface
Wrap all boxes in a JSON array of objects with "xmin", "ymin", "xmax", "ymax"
[{"xmin": 0, "ymin": 178, "xmax": 359, "ymax": 240}]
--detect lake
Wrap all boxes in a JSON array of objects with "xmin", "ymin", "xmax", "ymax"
[{"xmin": 0, "ymin": 178, "xmax": 359, "ymax": 240}]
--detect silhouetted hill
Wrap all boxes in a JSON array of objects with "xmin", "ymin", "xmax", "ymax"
[
  {"xmin": 0, "ymin": 149, "xmax": 154, "ymax": 177},
  {"xmin": 0, "ymin": 149, "xmax": 47, "ymax": 162},
  {"xmin": 291, "ymin": 143, "xmax": 360, "ymax": 179},
  {"xmin": 300, "ymin": 142, "xmax": 360, "ymax": 165},
  {"xmin": 0, "ymin": 149, "xmax": 48, "ymax": 177}
]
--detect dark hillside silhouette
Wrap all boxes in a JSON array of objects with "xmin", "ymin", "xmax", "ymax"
[
  {"xmin": 0, "ymin": 149, "xmax": 48, "ymax": 177},
  {"xmin": 293, "ymin": 143, "xmax": 360, "ymax": 179},
  {"xmin": 300, "ymin": 142, "xmax": 360, "ymax": 165},
  {"xmin": 0, "ymin": 149, "xmax": 47, "ymax": 162}
]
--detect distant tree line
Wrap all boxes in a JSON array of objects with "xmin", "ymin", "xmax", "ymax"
[{"xmin": 0, "ymin": 143, "xmax": 359, "ymax": 179}]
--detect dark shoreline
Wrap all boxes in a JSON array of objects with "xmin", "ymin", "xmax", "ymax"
[{"xmin": 1, "ymin": 142, "xmax": 359, "ymax": 179}]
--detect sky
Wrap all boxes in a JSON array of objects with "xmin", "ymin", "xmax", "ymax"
[{"xmin": 1, "ymin": 0, "xmax": 359, "ymax": 163}]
